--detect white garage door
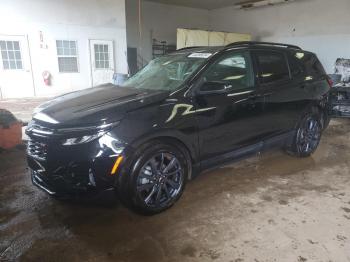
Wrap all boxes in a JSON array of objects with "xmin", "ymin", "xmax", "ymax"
[
  {"xmin": 90, "ymin": 40, "xmax": 115, "ymax": 87},
  {"xmin": 0, "ymin": 35, "xmax": 35, "ymax": 99}
]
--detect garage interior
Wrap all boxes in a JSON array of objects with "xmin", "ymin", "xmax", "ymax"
[{"xmin": 1, "ymin": 0, "xmax": 350, "ymax": 261}]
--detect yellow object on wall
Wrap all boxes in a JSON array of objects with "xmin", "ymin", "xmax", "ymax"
[{"xmin": 177, "ymin": 28, "xmax": 252, "ymax": 49}]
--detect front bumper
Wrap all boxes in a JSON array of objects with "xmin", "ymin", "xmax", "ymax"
[
  {"xmin": 31, "ymin": 170, "xmax": 57, "ymax": 195},
  {"xmin": 28, "ymin": 154, "xmax": 117, "ymax": 195},
  {"xmin": 26, "ymin": 133, "xmax": 127, "ymax": 195}
]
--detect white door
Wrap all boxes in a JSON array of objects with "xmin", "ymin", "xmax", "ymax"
[
  {"xmin": 89, "ymin": 40, "xmax": 115, "ymax": 86},
  {"xmin": 0, "ymin": 35, "xmax": 35, "ymax": 99}
]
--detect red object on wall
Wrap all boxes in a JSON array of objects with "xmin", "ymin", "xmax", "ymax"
[{"xmin": 42, "ymin": 71, "xmax": 51, "ymax": 86}]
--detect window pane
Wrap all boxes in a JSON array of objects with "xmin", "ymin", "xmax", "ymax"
[
  {"xmin": 95, "ymin": 61, "xmax": 101, "ymax": 68},
  {"xmin": 103, "ymin": 45, "xmax": 108, "ymax": 52},
  {"xmin": 56, "ymin": 40, "xmax": 62, "ymax": 48},
  {"xmin": 0, "ymin": 41, "xmax": 23, "ymax": 70},
  {"xmin": 6, "ymin": 41, "xmax": 13, "ymax": 50},
  {"xmin": 63, "ymin": 41, "xmax": 69, "ymax": 49},
  {"xmin": 8, "ymin": 51, "xmax": 14, "ymax": 59},
  {"xmin": 0, "ymin": 41, "xmax": 6, "ymax": 50},
  {"xmin": 3, "ymin": 60, "xmax": 9, "ymax": 69},
  {"xmin": 57, "ymin": 48, "xmax": 63, "ymax": 55},
  {"xmin": 1, "ymin": 50, "xmax": 8, "ymax": 59},
  {"xmin": 16, "ymin": 60, "xmax": 23, "ymax": 69},
  {"xmin": 56, "ymin": 40, "xmax": 77, "ymax": 59},
  {"xmin": 13, "ymin": 41, "xmax": 20, "ymax": 50},
  {"xmin": 256, "ymin": 51, "xmax": 290, "ymax": 84},
  {"xmin": 58, "ymin": 57, "xmax": 78, "ymax": 72},
  {"xmin": 9, "ymin": 60, "xmax": 16, "ymax": 69},
  {"xmin": 204, "ymin": 52, "xmax": 254, "ymax": 89},
  {"xmin": 288, "ymin": 55, "xmax": 304, "ymax": 78},
  {"xmin": 105, "ymin": 61, "xmax": 109, "ymax": 68},
  {"xmin": 15, "ymin": 51, "xmax": 21, "ymax": 60}
]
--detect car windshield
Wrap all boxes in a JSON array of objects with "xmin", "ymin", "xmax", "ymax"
[{"xmin": 121, "ymin": 53, "xmax": 210, "ymax": 91}]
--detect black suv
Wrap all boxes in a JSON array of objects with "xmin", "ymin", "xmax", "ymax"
[{"xmin": 26, "ymin": 42, "xmax": 331, "ymax": 214}]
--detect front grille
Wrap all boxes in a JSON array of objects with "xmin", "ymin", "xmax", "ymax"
[
  {"xmin": 27, "ymin": 140, "xmax": 48, "ymax": 160},
  {"xmin": 27, "ymin": 121, "xmax": 55, "ymax": 136}
]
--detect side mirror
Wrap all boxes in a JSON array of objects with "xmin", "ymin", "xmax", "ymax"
[{"xmin": 198, "ymin": 81, "xmax": 232, "ymax": 95}]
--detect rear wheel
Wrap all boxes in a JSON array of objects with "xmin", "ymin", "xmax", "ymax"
[
  {"xmin": 289, "ymin": 110, "xmax": 322, "ymax": 157},
  {"xmin": 117, "ymin": 141, "xmax": 189, "ymax": 214},
  {"xmin": 320, "ymin": 110, "xmax": 331, "ymax": 130}
]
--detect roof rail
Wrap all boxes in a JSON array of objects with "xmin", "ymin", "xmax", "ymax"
[
  {"xmin": 226, "ymin": 41, "xmax": 302, "ymax": 50},
  {"xmin": 176, "ymin": 46, "xmax": 205, "ymax": 51}
]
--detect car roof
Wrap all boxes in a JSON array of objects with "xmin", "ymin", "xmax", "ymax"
[{"xmin": 171, "ymin": 42, "xmax": 310, "ymax": 56}]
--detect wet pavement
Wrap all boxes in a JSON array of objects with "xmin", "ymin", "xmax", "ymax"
[{"xmin": 1, "ymin": 119, "xmax": 350, "ymax": 262}]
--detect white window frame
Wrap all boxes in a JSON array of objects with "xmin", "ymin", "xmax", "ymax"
[
  {"xmin": 0, "ymin": 40, "xmax": 24, "ymax": 71},
  {"xmin": 56, "ymin": 40, "xmax": 80, "ymax": 73},
  {"xmin": 93, "ymin": 43, "xmax": 111, "ymax": 70}
]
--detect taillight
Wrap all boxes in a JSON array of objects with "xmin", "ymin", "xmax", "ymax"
[{"xmin": 327, "ymin": 77, "xmax": 333, "ymax": 88}]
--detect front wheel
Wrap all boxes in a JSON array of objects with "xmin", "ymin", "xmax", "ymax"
[
  {"xmin": 117, "ymin": 141, "xmax": 189, "ymax": 215},
  {"xmin": 289, "ymin": 111, "xmax": 322, "ymax": 157}
]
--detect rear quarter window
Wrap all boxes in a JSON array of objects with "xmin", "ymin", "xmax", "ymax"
[
  {"xmin": 255, "ymin": 51, "xmax": 290, "ymax": 84},
  {"xmin": 297, "ymin": 52, "xmax": 326, "ymax": 77},
  {"xmin": 288, "ymin": 53, "xmax": 305, "ymax": 78}
]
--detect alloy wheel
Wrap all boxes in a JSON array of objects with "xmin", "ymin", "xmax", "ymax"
[
  {"xmin": 136, "ymin": 152, "xmax": 184, "ymax": 208},
  {"xmin": 296, "ymin": 117, "xmax": 321, "ymax": 155}
]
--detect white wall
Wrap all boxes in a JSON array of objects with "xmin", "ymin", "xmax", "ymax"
[
  {"xmin": 126, "ymin": 0, "xmax": 210, "ymax": 63},
  {"xmin": 209, "ymin": 0, "xmax": 350, "ymax": 73},
  {"xmin": 0, "ymin": 0, "xmax": 128, "ymax": 98}
]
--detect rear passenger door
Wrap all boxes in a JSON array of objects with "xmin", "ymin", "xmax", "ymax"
[{"xmin": 253, "ymin": 50, "xmax": 298, "ymax": 135}]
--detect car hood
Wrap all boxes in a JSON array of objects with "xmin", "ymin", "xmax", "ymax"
[{"xmin": 34, "ymin": 84, "xmax": 169, "ymax": 127}]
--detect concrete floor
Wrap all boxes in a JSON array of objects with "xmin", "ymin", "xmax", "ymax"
[
  {"xmin": 1, "ymin": 120, "xmax": 350, "ymax": 262},
  {"xmin": 0, "ymin": 98, "xmax": 49, "ymax": 123}
]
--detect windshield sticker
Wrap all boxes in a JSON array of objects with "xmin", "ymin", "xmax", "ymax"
[{"xmin": 188, "ymin": 53, "xmax": 212, "ymax": 59}]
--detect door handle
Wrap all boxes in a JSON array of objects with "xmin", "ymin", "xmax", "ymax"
[{"xmin": 249, "ymin": 93, "xmax": 264, "ymax": 100}]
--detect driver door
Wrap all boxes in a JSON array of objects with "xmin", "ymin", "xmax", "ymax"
[{"xmin": 193, "ymin": 50, "xmax": 267, "ymax": 161}]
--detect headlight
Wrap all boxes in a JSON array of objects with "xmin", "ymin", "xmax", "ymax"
[
  {"xmin": 62, "ymin": 132, "xmax": 105, "ymax": 146},
  {"xmin": 60, "ymin": 122, "xmax": 120, "ymax": 146}
]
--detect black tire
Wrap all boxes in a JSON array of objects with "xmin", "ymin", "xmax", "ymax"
[
  {"xmin": 288, "ymin": 109, "xmax": 322, "ymax": 158},
  {"xmin": 320, "ymin": 110, "xmax": 331, "ymax": 130},
  {"xmin": 117, "ymin": 140, "xmax": 189, "ymax": 215}
]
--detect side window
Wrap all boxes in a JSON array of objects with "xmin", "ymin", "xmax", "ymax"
[
  {"xmin": 204, "ymin": 52, "xmax": 254, "ymax": 89},
  {"xmin": 302, "ymin": 53, "xmax": 326, "ymax": 77},
  {"xmin": 288, "ymin": 53, "xmax": 305, "ymax": 78},
  {"xmin": 255, "ymin": 51, "xmax": 290, "ymax": 84}
]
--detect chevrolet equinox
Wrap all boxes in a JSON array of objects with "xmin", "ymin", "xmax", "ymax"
[{"xmin": 26, "ymin": 42, "xmax": 331, "ymax": 214}]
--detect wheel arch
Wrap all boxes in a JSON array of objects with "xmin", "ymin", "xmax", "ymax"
[{"xmin": 128, "ymin": 131, "xmax": 198, "ymax": 180}]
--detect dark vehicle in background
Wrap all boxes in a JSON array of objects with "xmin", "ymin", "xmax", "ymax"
[{"xmin": 26, "ymin": 42, "xmax": 331, "ymax": 214}]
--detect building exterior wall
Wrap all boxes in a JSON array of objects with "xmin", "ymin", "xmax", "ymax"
[{"xmin": 0, "ymin": 0, "xmax": 128, "ymax": 99}]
